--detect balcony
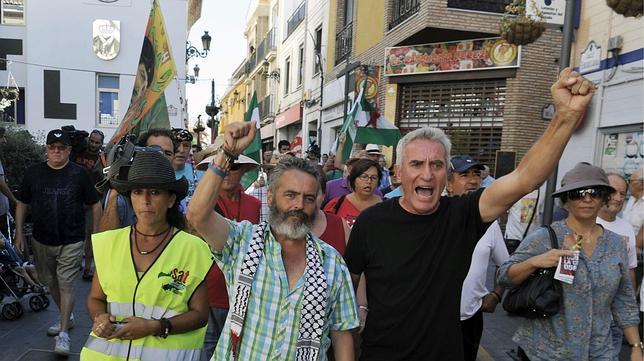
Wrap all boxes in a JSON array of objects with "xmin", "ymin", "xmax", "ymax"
[
  {"xmin": 286, "ymin": 1, "xmax": 306, "ymax": 39},
  {"xmin": 334, "ymin": 22, "xmax": 353, "ymax": 65},
  {"xmin": 256, "ymin": 29, "xmax": 276, "ymax": 63},
  {"xmin": 258, "ymin": 94, "xmax": 275, "ymax": 121},
  {"xmin": 388, "ymin": 0, "xmax": 420, "ymax": 30},
  {"xmin": 245, "ymin": 51, "xmax": 258, "ymax": 74},
  {"xmin": 447, "ymin": 0, "xmax": 510, "ymax": 14}
]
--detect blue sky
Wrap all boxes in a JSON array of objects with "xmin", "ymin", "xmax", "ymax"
[{"xmin": 185, "ymin": 0, "xmax": 250, "ymax": 129}]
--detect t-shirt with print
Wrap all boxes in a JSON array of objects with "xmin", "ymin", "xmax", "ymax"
[
  {"xmin": 18, "ymin": 161, "xmax": 99, "ymax": 246},
  {"xmin": 344, "ymin": 189, "xmax": 491, "ymax": 361}
]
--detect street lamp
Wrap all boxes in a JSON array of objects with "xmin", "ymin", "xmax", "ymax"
[
  {"xmin": 205, "ymin": 80, "xmax": 220, "ymax": 141},
  {"xmin": 189, "ymin": 64, "xmax": 200, "ymax": 84},
  {"xmin": 262, "ymin": 60, "xmax": 280, "ymax": 81},
  {"xmin": 192, "ymin": 114, "xmax": 206, "ymax": 149},
  {"xmin": 186, "ymin": 31, "xmax": 211, "ymax": 61}
]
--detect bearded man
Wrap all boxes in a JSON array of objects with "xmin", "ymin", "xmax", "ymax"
[{"xmin": 188, "ymin": 122, "xmax": 358, "ymax": 361}]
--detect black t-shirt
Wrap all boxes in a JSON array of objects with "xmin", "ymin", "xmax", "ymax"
[
  {"xmin": 344, "ymin": 189, "xmax": 491, "ymax": 361},
  {"xmin": 72, "ymin": 150, "xmax": 103, "ymax": 187},
  {"xmin": 18, "ymin": 162, "xmax": 99, "ymax": 246}
]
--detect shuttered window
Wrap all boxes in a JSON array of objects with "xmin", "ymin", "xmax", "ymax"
[{"xmin": 397, "ymin": 79, "xmax": 506, "ymax": 171}]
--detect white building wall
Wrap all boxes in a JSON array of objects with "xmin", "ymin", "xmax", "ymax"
[{"xmin": 1, "ymin": 0, "xmax": 188, "ymax": 142}]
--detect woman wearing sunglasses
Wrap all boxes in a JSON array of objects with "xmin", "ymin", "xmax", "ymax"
[{"xmin": 497, "ymin": 162, "xmax": 642, "ymax": 361}]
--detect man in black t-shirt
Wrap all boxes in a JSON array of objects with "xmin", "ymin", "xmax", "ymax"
[
  {"xmin": 344, "ymin": 69, "xmax": 597, "ymax": 360},
  {"xmin": 14, "ymin": 129, "xmax": 101, "ymax": 356}
]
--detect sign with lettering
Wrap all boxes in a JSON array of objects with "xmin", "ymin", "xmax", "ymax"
[
  {"xmin": 579, "ymin": 41, "xmax": 602, "ymax": 74},
  {"xmin": 384, "ymin": 38, "xmax": 520, "ymax": 76},
  {"xmin": 526, "ymin": 0, "xmax": 565, "ymax": 25}
]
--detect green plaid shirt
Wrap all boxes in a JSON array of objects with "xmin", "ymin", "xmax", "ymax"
[{"xmin": 212, "ymin": 220, "xmax": 359, "ymax": 361}]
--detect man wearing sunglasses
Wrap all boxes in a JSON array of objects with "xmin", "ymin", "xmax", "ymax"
[{"xmin": 14, "ymin": 129, "xmax": 101, "ymax": 355}]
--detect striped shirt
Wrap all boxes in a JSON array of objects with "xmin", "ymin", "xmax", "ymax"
[{"xmin": 212, "ymin": 220, "xmax": 359, "ymax": 361}]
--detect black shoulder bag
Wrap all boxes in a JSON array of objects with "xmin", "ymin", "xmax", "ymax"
[{"xmin": 502, "ymin": 225, "xmax": 562, "ymax": 318}]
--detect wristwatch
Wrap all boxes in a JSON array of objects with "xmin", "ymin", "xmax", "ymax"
[
  {"xmin": 156, "ymin": 317, "xmax": 172, "ymax": 339},
  {"xmin": 630, "ymin": 341, "xmax": 644, "ymax": 350}
]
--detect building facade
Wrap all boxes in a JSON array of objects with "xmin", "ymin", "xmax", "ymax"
[
  {"xmin": 558, "ymin": 0, "xmax": 643, "ymax": 179},
  {"xmin": 0, "ymin": 0, "xmax": 189, "ymax": 141},
  {"xmin": 323, "ymin": 0, "xmax": 564, "ymax": 172}
]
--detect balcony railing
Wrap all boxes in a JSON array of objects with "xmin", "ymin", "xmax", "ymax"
[
  {"xmin": 245, "ymin": 51, "xmax": 258, "ymax": 74},
  {"xmin": 388, "ymin": 0, "xmax": 420, "ymax": 30},
  {"xmin": 286, "ymin": 1, "xmax": 306, "ymax": 39},
  {"xmin": 258, "ymin": 94, "xmax": 274, "ymax": 120},
  {"xmin": 334, "ymin": 22, "xmax": 353, "ymax": 65},
  {"xmin": 447, "ymin": 0, "xmax": 510, "ymax": 14},
  {"xmin": 256, "ymin": 29, "xmax": 276, "ymax": 64}
]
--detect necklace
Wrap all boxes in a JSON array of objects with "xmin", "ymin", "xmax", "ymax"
[
  {"xmin": 134, "ymin": 226, "xmax": 172, "ymax": 255},
  {"xmin": 135, "ymin": 225, "xmax": 170, "ymax": 237}
]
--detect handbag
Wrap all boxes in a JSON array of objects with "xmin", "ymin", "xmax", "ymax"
[{"xmin": 502, "ymin": 225, "xmax": 562, "ymax": 318}]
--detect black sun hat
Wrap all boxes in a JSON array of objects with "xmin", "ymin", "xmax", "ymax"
[
  {"xmin": 552, "ymin": 162, "xmax": 615, "ymax": 197},
  {"xmin": 110, "ymin": 149, "xmax": 188, "ymax": 200}
]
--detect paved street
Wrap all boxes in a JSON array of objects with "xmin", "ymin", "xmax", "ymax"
[{"xmin": 0, "ymin": 268, "xmax": 634, "ymax": 360}]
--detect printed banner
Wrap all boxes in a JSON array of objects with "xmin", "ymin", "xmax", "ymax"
[
  {"xmin": 384, "ymin": 38, "xmax": 520, "ymax": 76},
  {"xmin": 109, "ymin": 0, "xmax": 176, "ymax": 144}
]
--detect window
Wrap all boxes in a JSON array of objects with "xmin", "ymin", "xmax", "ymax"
[
  {"xmin": 1, "ymin": 0, "xmax": 25, "ymax": 25},
  {"xmin": 344, "ymin": 0, "xmax": 354, "ymax": 26},
  {"xmin": 314, "ymin": 26, "xmax": 322, "ymax": 75},
  {"xmin": 284, "ymin": 57, "xmax": 291, "ymax": 95},
  {"xmin": 97, "ymin": 74, "xmax": 120, "ymax": 127},
  {"xmin": 297, "ymin": 44, "xmax": 304, "ymax": 87}
]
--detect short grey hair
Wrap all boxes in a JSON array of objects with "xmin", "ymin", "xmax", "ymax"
[
  {"xmin": 396, "ymin": 127, "xmax": 452, "ymax": 167},
  {"xmin": 605, "ymin": 172, "xmax": 627, "ymax": 189},
  {"xmin": 268, "ymin": 156, "xmax": 320, "ymax": 194}
]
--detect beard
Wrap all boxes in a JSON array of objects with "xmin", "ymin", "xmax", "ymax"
[{"xmin": 268, "ymin": 202, "xmax": 316, "ymax": 240}]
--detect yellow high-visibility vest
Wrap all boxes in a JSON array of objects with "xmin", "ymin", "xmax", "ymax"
[{"xmin": 81, "ymin": 226, "xmax": 213, "ymax": 361}]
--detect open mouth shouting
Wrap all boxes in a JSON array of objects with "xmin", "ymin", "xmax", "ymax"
[{"xmin": 415, "ymin": 185, "xmax": 434, "ymax": 200}]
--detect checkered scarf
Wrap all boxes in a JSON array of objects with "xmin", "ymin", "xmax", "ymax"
[{"xmin": 229, "ymin": 221, "xmax": 328, "ymax": 361}]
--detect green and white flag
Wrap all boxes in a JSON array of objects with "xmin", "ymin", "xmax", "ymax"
[
  {"xmin": 338, "ymin": 84, "xmax": 401, "ymax": 162},
  {"xmin": 241, "ymin": 92, "xmax": 262, "ymax": 189}
]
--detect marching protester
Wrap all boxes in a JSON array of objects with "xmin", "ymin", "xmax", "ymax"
[
  {"xmin": 323, "ymin": 159, "xmax": 382, "ymax": 228},
  {"xmin": 497, "ymin": 163, "xmax": 641, "ymax": 361},
  {"xmin": 81, "ymin": 149, "xmax": 212, "ymax": 361},
  {"xmin": 194, "ymin": 150, "xmax": 261, "ymax": 361},
  {"xmin": 446, "ymin": 155, "xmax": 508, "ymax": 361},
  {"xmin": 188, "ymin": 123, "xmax": 358, "ymax": 360},
  {"xmin": 14, "ymin": 129, "xmax": 102, "ymax": 356},
  {"xmin": 342, "ymin": 69, "xmax": 602, "ymax": 360}
]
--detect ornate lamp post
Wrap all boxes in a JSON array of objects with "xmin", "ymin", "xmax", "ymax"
[
  {"xmin": 192, "ymin": 115, "xmax": 206, "ymax": 150},
  {"xmin": 186, "ymin": 30, "xmax": 211, "ymax": 62},
  {"xmin": 205, "ymin": 80, "xmax": 220, "ymax": 141}
]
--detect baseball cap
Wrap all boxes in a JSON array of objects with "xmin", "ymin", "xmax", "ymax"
[
  {"xmin": 450, "ymin": 155, "xmax": 484, "ymax": 173},
  {"xmin": 46, "ymin": 129, "xmax": 71, "ymax": 146}
]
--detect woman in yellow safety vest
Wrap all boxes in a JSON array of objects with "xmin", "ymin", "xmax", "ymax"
[{"xmin": 81, "ymin": 148, "xmax": 213, "ymax": 361}]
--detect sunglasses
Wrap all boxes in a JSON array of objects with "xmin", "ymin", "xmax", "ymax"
[
  {"xmin": 47, "ymin": 144, "xmax": 69, "ymax": 151},
  {"xmin": 566, "ymin": 188, "xmax": 607, "ymax": 201}
]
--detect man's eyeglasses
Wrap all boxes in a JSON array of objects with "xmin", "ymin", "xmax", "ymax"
[
  {"xmin": 566, "ymin": 188, "xmax": 606, "ymax": 201},
  {"xmin": 358, "ymin": 174, "xmax": 379, "ymax": 183},
  {"xmin": 47, "ymin": 144, "xmax": 69, "ymax": 152}
]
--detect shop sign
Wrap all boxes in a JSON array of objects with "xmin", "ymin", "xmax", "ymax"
[
  {"xmin": 526, "ymin": 0, "xmax": 565, "ymax": 25},
  {"xmin": 579, "ymin": 41, "xmax": 602, "ymax": 74},
  {"xmin": 275, "ymin": 104, "xmax": 302, "ymax": 128},
  {"xmin": 384, "ymin": 38, "xmax": 520, "ymax": 76}
]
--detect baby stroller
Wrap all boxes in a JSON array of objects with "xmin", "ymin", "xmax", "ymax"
[{"xmin": 0, "ymin": 216, "xmax": 49, "ymax": 320}]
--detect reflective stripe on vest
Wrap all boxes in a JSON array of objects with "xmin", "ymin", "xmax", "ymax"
[
  {"xmin": 84, "ymin": 335, "xmax": 200, "ymax": 361},
  {"xmin": 108, "ymin": 301, "xmax": 180, "ymax": 320}
]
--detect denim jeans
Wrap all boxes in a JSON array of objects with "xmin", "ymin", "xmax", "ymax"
[{"xmin": 200, "ymin": 307, "xmax": 229, "ymax": 361}]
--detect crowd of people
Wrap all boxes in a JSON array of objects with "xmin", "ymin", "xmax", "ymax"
[{"xmin": 0, "ymin": 69, "xmax": 642, "ymax": 361}]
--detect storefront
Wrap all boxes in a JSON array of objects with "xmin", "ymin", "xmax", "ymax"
[{"xmin": 385, "ymin": 37, "xmax": 520, "ymax": 171}]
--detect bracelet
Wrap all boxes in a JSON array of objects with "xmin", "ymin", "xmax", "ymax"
[
  {"xmin": 156, "ymin": 317, "xmax": 172, "ymax": 338},
  {"xmin": 630, "ymin": 341, "xmax": 643, "ymax": 350},
  {"xmin": 358, "ymin": 305, "xmax": 368, "ymax": 312},
  {"xmin": 208, "ymin": 164, "xmax": 228, "ymax": 178},
  {"xmin": 490, "ymin": 291, "xmax": 502, "ymax": 302},
  {"xmin": 222, "ymin": 148, "xmax": 239, "ymax": 162}
]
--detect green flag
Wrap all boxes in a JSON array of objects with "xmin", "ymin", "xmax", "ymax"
[{"xmin": 241, "ymin": 92, "xmax": 262, "ymax": 189}]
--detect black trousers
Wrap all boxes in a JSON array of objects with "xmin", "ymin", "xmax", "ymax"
[{"xmin": 460, "ymin": 308, "xmax": 484, "ymax": 361}]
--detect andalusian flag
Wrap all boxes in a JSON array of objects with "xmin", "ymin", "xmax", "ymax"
[
  {"xmin": 109, "ymin": 0, "xmax": 177, "ymax": 144},
  {"xmin": 241, "ymin": 92, "xmax": 262, "ymax": 189},
  {"xmin": 339, "ymin": 84, "xmax": 401, "ymax": 162}
]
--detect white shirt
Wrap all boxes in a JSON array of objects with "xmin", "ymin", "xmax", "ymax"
[
  {"xmin": 622, "ymin": 195, "xmax": 644, "ymax": 235},
  {"xmin": 505, "ymin": 185, "xmax": 545, "ymax": 240},
  {"xmin": 460, "ymin": 221, "xmax": 509, "ymax": 320},
  {"xmin": 596, "ymin": 216, "xmax": 637, "ymax": 269}
]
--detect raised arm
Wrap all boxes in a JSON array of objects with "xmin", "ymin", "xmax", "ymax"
[
  {"xmin": 479, "ymin": 68, "xmax": 596, "ymax": 222},
  {"xmin": 187, "ymin": 121, "xmax": 257, "ymax": 251}
]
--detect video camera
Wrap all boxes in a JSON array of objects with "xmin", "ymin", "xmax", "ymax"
[{"xmin": 61, "ymin": 125, "xmax": 89, "ymax": 155}]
